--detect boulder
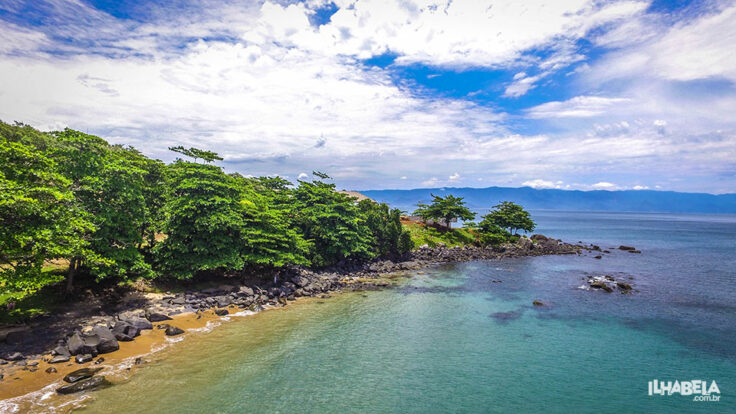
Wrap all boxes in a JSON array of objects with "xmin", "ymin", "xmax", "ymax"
[
  {"xmin": 112, "ymin": 321, "xmax": 140, "ymax": 341},
  {"xmin": 67, "ymin": 333, "xmax": 97, "ymax": 356},
  {"xmin": 49, "ymin": 355, "xmax": 71, "ymax": 364},
  {"xmin": 4, "ymin": 352, "xmax": 23, "ymax": 361},
  {"xmin": 46, "ymin": 367, "xmax": 57, "ymax": 374},
  {"xmin": 530, "ymin": 234, "xmax": 548, "ymax": 242},
  {"xmin": 532, "ymin": 300, "xmax": 546, "ymax": 306},
  {"xmin": 238, "ymin": 286, "xmax": 254, "ymax": 297},
  {"xmin": 593, "ymin": 255, "xmax": 602, "ymax": 259},
  {"xmin": 64, "ymin": 367, "xmax": 103, "ymax": 383},
  {"xmin": 94, "ymin": 357, "xmax": 105, "ymax": 365},
  {"xmin": 618, "ymin": 245, "xmax": 636, "ymax": 251},
  {"xmin": 75, "ymin": 354, "xmax": 94, "ymax": 364},
  {"xmin": 91, "ymin": 326, "xmax": 119, "ymax": 354},
  {"xmin": 165, "ymin": 326, "xmax": 184, "ymax": 336},
  {"xmin": 52, "ymin": 345, "xmax": 70, "ymax": 357},
  {"xmin": 517, "ymin": 237, "xmax": 533, "ymax": 250},
  {"xmin": 144, "ymin": 308, "xmax": 172, "ymax": 322},
  {"xmin": 122, "ymin": 317, "xmax": 153, "ymax": 331},
  {"xmin": 214, "ymin": 309, "xmax": 229, "ymax": 316},
  {"xmin": 56, "ymin": 376, "xmax": 110, "ymax": 395}
]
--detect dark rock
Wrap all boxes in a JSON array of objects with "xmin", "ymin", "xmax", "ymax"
[
  {"xmin": 277, "ymin": 297, "xmax": 288, "ymax": 306},
  {"xmin": 616, "ymin": 282, "xmax": 633, "ymax": 291},
  {"xmin": 590, "ymin": 280, "xmax": 613, "ymax": 293},
  {"xmin": 64, "ymin": 367, "xmax": 102, "ymax": 383},
  {"xmin": 52, "ymin": 345, "xmax": 70, "ymax": 357},
  {"xmin": 532, "ymin": 300, "xmax": 546, "ymax": 306},
  {"xmin": 214, "ymin": 309, "xmax": 229, "ymax": 316},
  {"xmin": 75, "ymin": 354, "xmax": 94, "ymax": 364},
  {"xmin": 46, "ymin": 367, "xmax": 57, "ymax": 374},
  {"xmin": 49, "ymin": 355, "xmax": 71, "ymax": 364},
  {"xmin": 56, "ymin": 376, "xmax": 111, "ymax": 394},
  {"xmin": 628, "ymin": 250, "xmax": 642, "ymax": 254},
  {"xmin": 91, "ymin": 326, "xmax": 119, "ymax": 354},
  {"xmin": 94, "ymin": 357, "xmax": 105, "ymax": 365},
  {"xmin": 112, "ymin": 320, "xmax": 140, "ymax": 341},
  {"xmin": 4, "ymin": 352, "xmax": 23, "ymax": 361},
  {"xmin": 164, "ymin": 326, "xmax": 184, "ymax": 336},
  {"xmin": 122, "ymin": 317, "xmax": 153, "ymax": 331},
  {"xmin": 594, "ymin": 255, "xmax": 602, "ymax": 259},
  {"xmin": 27, "ymin": 361, "xmax": 39, "ymax": 367},
  {"xmin": 618, "ymin": 245, "xmax": 636, "ymax": 251},
  {"xmin": 237, "ymin": 286, "xmax": 254, "ymax": 297},
  {"xmin": 170, "ymin": 296, "xmax": 186, "ymax": 305},
  {"xmin": 67, "ymin": 332, "xmax": 97, "ymax": 356},
  {"xmin": 144, "ymin": 308, "xmax": 172, "ymax": 322}
]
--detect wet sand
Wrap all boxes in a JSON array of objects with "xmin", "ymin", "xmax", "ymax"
[{"xmin": 0, "ymin": 307, "xmax": 251, "ymax": 411}]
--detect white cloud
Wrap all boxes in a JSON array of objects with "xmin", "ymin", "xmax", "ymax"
[
  {"xmin": 526, "ymin": 96, "xmax": 632, "ymax": 118},
  {"xmin": 297, "ymin": 172, "xmax": 309, "ymax": 180},
  {"xmin": 522, "ymin": 179, "xmax": 563, "ymax": 189},
  {"xmin": 591, "ymin": 4, "xmax": 736, "ymax": 83},
  {"xmin": 449, "ymin": 172, "xmax": 461, "ymax": 181},
  {"xmin": 632, "ymin": 185, "xmax": 649, "ymax": 190},
  {"xmin": 592, "ymin": 181, "xmax": 617, "ymax": 190}
]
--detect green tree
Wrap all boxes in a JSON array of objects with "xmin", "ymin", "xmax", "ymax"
[
  {"xmin": 413, "ymin": 194, "xmax": 476, "ymax": 229},
  {"xmin": 291, "ymin": 173, "xmax": 373, "ymax": 266},
  {"xmin": 481, "ymin": 201, "xmax": 535, "ymax": 235},
  {"xmin": 0, "ymin": 136, "xmax": 95, "ymax": 299},
  {"xmin": 154, "ymin": 160, "xmax": 245, "ymax": 279},
  {"xmin": 169, "ymin": 146, "xmax": 223, "ymax": 163},
  {"xmin": 358, "ymin": 200, "xmax": 413, "ymax": 256},
  {"xmin": 52, "ymin": 130, "xmax": 152, "ymax": 288},
  {"xmin": 235, "ymin": 176, "xmax": 310, "ymax": 267}
]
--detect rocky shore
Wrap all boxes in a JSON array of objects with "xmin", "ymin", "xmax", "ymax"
[{"xmin": 0, "ymin": 235, "xmax": 588, "ymax": 395}]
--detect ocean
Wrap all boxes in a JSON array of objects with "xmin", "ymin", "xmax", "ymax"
[{"xmin": 42, "ymin": 211, "xmax": 736, "ymax": 412}]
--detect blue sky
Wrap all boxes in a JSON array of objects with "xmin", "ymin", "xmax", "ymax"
[{"xmin": 0, "ymin": 0, "xmax": 734, "ymax": 193}]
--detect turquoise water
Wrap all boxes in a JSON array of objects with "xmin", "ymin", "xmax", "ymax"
[{"xmin": 76, "ymin": 211, "xmax": 735, "ymax": 413}]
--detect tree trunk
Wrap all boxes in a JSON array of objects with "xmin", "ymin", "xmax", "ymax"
[{"xmin": 66, "ymin": 257, "xmax": 78, "ymax": 293}]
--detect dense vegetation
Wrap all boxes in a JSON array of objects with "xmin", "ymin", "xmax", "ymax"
[
  {"xmin": 0, "ymin": 121, "xmax": 414, "ymax": 303},
  {"xmin": 410, "ymin": 197, "xmax": 535, "ymax": 247}
]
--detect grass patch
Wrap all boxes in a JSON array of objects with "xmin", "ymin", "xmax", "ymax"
[{"xmin": 402, "ymin": 221, "xmax": 477, "ymax": 248}]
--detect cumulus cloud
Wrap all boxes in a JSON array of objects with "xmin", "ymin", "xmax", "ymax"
[
  {"xmin": 592, "ymin": 182, "xmax": 617, "ymax": 190},
  {"xmin": 0, "ymin": 0, "xmax": 734, "ymax": 192}
]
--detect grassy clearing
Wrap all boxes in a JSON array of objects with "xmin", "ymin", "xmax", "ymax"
[{"xmin": 402, "ymin": 221, "xmax": 477, "ymax": 248}]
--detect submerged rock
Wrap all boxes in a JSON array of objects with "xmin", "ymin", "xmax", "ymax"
[
  {"xmin": 532, "ymin": 300, "xmax": 546, "ymax": 306},
  {"xmin": 56, "ymin": 376, "xmax": 110, "ymax": 394},
  {"xmin": 590, "ymin": 280, "xmax": 613, "ymax": 293},
  {"xmin": 214, "ymin": 309, "xmax": 229, "ymax": 316},
  {"xmin": 64, "ymin": 367, "xmax": 103, "ymax": 383},
  {"xmin": 618, "ymin": 245, "xmax": 636, "ymax": 251}
]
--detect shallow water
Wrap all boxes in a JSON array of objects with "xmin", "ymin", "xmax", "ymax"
[{"xmin": 41, "ymin": 212, "xmax": 736, "ymax": 412}]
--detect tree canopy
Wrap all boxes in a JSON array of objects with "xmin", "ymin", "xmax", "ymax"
[
  {"xmin": 480, "ymin": 201, "xmax": 535, "ymax": 235},
  {"xmin": 0, "ymin": 121, "xmax": 424, "ymax": 300},
  {"xmin": 413, "ymin": 194, "xmax": 476, "ymax": 229}
]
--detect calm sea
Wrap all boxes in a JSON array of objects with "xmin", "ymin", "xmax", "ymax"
[{"xmin": 67, "ymin": 211, "xmax": 736, "ymax": 412}]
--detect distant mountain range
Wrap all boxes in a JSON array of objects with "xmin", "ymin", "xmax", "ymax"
[{"xmin": 359, "ymin": 187, "xmax": 736, "ymax": 214}]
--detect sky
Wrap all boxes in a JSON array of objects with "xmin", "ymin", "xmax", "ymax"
[{"xmin": 0, "ymin": 0, "xmax": 735, "ymax": 193}]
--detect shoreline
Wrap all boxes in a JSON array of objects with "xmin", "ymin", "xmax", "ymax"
[{"xmin": 0, "ymin": 236, "xmax": 590, "ymax": 407}]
